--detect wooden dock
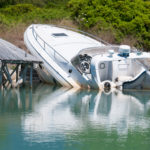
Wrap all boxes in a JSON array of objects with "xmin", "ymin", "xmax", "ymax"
[{"xmin": 0, "ymin": 39, "xmax": 42, "ymax": 88}]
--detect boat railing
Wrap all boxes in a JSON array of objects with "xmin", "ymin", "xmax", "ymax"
[
  {"xmin": 32, "ymin": 26, "xmax": 69, "ymax": 65},
  {"xmin": 52, "ymin": 25, "xmax": 110, "ymax": 46}
]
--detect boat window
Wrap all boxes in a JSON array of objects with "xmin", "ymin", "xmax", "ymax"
[
  {"xmin": 52, "ymin": 33, "xmax": 68, "ymax": 37},
  {"xmin": 100, "ymin": 63, "xmax": 105, "ymax": 69}
]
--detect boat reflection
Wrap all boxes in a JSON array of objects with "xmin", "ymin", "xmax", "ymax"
[
  {"xmin": 20, "ymin": 86, "xmax": 150, "ymax": 142},
  {"xmin": 1, "ymin": 85, "xmax": 150, "ymax": 142}
]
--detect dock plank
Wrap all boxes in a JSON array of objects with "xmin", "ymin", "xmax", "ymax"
[{"xmin": 0, "ymin": 39, "xmax": 42, "ymax": 63}]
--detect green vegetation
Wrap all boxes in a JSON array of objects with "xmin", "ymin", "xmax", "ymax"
[
  {"xmin": 0, "ymin": 0, "xmax": 150, "ymax": 51},
  {"xmin": 68, "ymin": 0, "xmax": 150, "ymax": 51},
  {"xmin": 0, "ymin": 0, "xmax": 70, "ymax": 26}
]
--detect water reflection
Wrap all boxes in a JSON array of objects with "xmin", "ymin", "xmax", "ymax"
[
  {"xmin": 0, "ymin": 87, "xmax": 32, "ymax": 113},
  {"xmin": 1, "ymin": 85, "xmax": 150, "ymax": 148},
  {"xmin": 0, "ymin": 85, "xmax": 59, "ymax": 113},
  {"xmin": 15, "ymin": 86, "xmax": 150, "ymax": 143}
]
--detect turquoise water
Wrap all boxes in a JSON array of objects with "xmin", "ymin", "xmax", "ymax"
[{"xmin": 0, "ymin": 84, "xmax": 150, "ymax": 150}]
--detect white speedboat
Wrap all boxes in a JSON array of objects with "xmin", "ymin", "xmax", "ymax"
[{"xmin": 24, "ymin": 24, "xmax": 150, "ymax": 90}]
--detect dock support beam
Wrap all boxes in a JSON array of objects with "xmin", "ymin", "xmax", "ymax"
[
  {"xmin": 16, "ymin": 64, "xmax": 19, "ymax": 83},
  {"xmin": 21, "ymin": 64, "xmax": 28, "ymax": 85},
  {"xmin": 3, "ymin": 63, "xmax": 12, "ymax": 87},
  {"xmin": 0, "ymin": 61, "xmax": 41, "ymax": 88}
]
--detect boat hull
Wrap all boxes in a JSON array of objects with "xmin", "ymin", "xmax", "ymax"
[
  {"xmin": 24, "ymin": 31, "xmax": 73, "ymax": 87},
  {"xmin": 24, "ymin": 24, "xmax": 150, "ymax": 90}
]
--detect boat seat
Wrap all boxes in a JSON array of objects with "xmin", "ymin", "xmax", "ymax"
[{"xmin": 116, "ymin": 76, "xmax": 133, "ymax": 82}]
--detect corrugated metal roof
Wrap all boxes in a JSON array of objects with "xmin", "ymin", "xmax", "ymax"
[{"xmin": 0, "ymin": 39, "xmax": 42, "ymax": 63}]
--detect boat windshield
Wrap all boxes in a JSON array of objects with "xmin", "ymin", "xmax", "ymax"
[
  {"xmin": 78, "ymin": 45, "xmax": 140, "ymax": 57},
  {"xmin": 78, "ymin": 46, "xmax": 120, "ymax": 57}
]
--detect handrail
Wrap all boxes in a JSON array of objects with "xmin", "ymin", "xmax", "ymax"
[
  {"xmin": 32, "ymin": 26, "xmax": 69, "ymax": 64},
  {"xmin": 51, "ymin": 24, "xmax": 110, "ymax": 46},
  {"xmin": 31, "ymin": 24, "xmax": 110, "ymax": 65}
]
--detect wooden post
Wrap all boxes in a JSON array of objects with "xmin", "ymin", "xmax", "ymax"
[
  {"xmin": 22, "ymin": 65, "xmax": 25, "ymax": 84},
  {"xmin": 22, "ymin": 64, "xmax": 28, "ymax": 85},
  {"xmin": 16, "ymin": 64, "xmax": 19, "ymax": 82},
  {"xmin": 3, "ymin": 64, "xmax": 19, "ymax": 87},
  {"xmin": 3, "ymin": 63, "xmax": 12, "ymax": 86},
  {"xmin": 30, "ymin": 64, "xmax": 33, "ymax": 88}
]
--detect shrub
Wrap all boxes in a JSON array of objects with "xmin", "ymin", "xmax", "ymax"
[
  {"xmin": 0, "ymin": 3, "xmax": 69, "ymax": 24},
  {"xmin": 0, "ymin": 4, "xmax": 36, "ymax": 16},
  {"xmin": 68, "ymin": 0, "xmax": 150, "ymax": 51},
  {"xmin": 0, "ymin": 13, "xmax": 9, "ymax": 25}
]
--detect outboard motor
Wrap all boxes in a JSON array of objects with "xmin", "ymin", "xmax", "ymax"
[{"xmin": 118, "ymin": 45, "xmax": 130, "ymax": 58}]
